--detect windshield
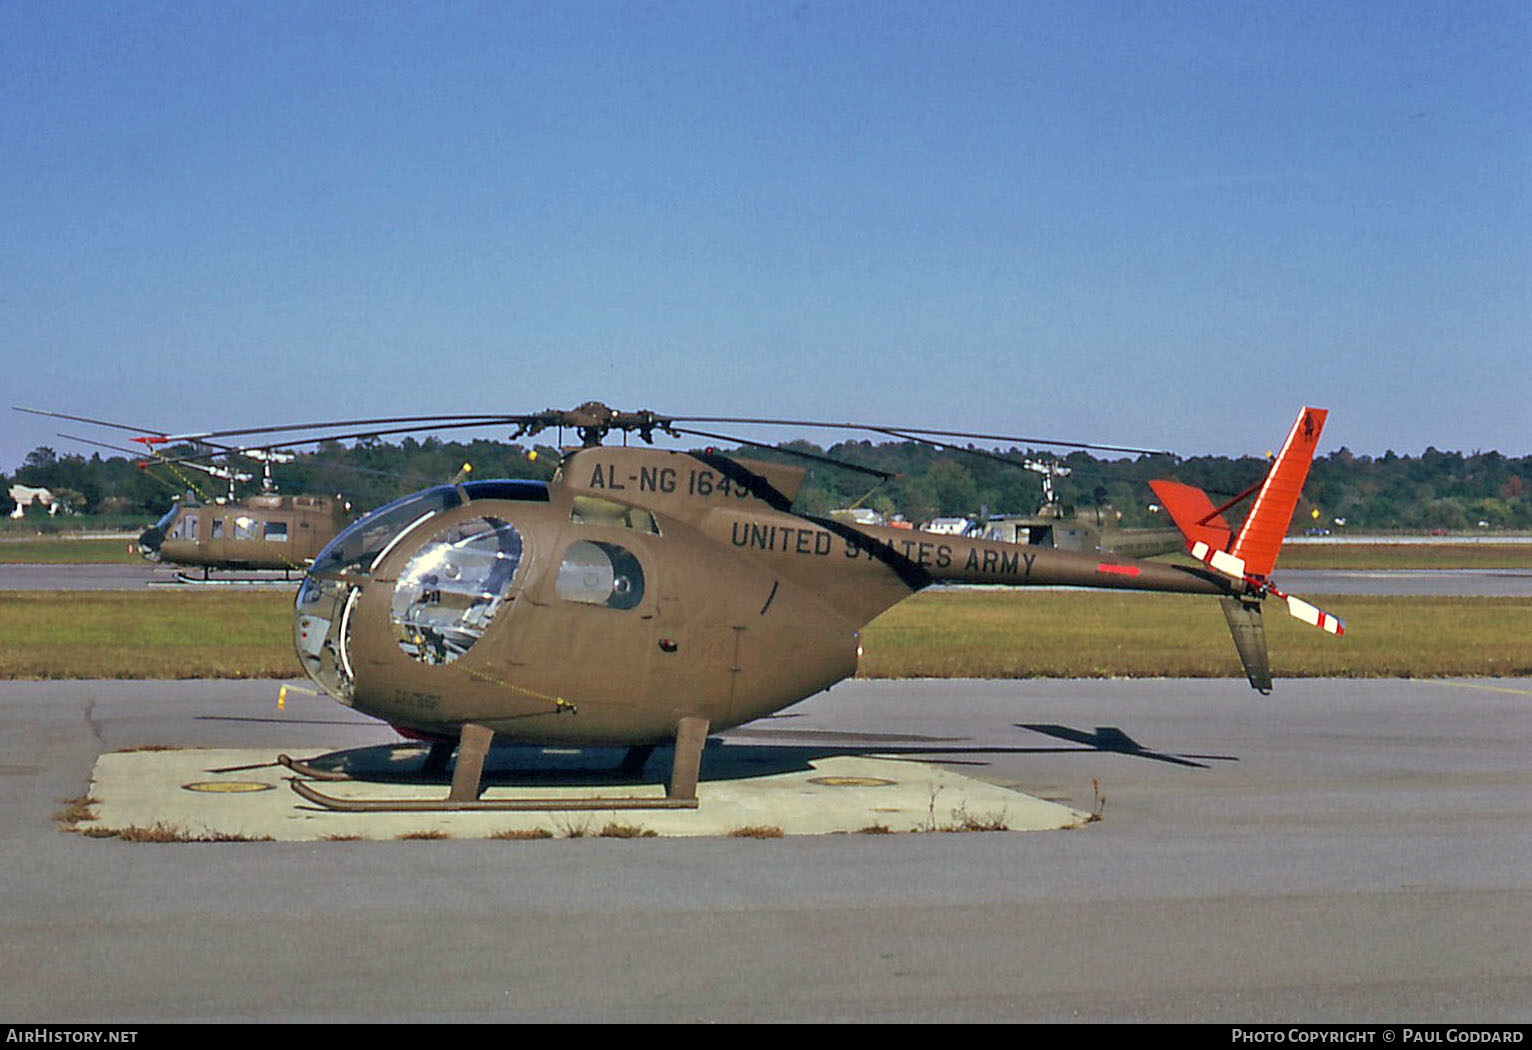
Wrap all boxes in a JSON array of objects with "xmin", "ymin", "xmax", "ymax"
[{"xmin": 309, "ymin": 486, "xmax": 465, "ymax": 579}]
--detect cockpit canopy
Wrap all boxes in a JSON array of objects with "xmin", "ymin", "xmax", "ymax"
[
  {"xmin": 306, "ymin": 481, "xmax": 547, "ymax": 581},
  {"xmin": 295, "ymin": 480, "xmax": 549, "ymax": 700}
]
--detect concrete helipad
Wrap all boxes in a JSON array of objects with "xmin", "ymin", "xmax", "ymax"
[{"xmin": 81, "ymin": 742, "xmax": 1090, "ymax": 840}]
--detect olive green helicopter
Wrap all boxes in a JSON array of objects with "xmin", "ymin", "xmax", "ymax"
[{"xmin": 17, "ymin": 407, "xmax": 352, "ymax": 582}]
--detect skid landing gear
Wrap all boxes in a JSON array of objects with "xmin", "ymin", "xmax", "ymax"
[{"xmin": 284, "ymin": 716, "xmax": 710, "ymax": 813}]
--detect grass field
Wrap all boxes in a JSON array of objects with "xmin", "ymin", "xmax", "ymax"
[
  {"xmin": 0, "ymin": 536, "xmax": 142, "ymax": 564},
  {"xmin": 0, "ymin": 591, "xmax": 298, "ymax": 679},
  {"xmin": 1, "ymin": 588, "xmax": 1526, "ymax": 681}
]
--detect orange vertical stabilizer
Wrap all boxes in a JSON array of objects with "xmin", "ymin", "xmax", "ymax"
[{"xmin": 1230, "ymin": 407, "xmax": 1327, "ymax": 578}]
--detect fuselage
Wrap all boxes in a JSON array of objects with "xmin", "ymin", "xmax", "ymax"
[
  {"xmin": 292, "ymin": 447, "xmax": 1230, "ymax": 746},
  {"xmin": 140, "ymin": 493, "xmax": 345, "ymax": 570}
]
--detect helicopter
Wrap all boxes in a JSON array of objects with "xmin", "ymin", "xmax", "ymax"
[
  {"xmin": 132, "ymin": 400, "xmax": 1343, "ymax": 813},
  {"xmin": 138, "ymin": 488, "xmax": 350, "ymax": 580},
  {"xmin": 935, "ymin": 459, "xmax": 1185, "ymax": 558},
  {"xmin": 17, "ymin": 408, "xmax": 354, "ymax": 582}
]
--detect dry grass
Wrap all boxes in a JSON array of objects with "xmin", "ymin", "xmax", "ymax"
[
  {"xmin": 53, "ymin": 795, "xmax": 100, "ymax": 826},
  {"xmin": 396, "ymin": 829, "xmax": 449, "ymax": 840},
  {"xmin": 490, "ymin": 827, "xmax": 555, "ymax": 840},
  {"xmin": 932, "ymin": 805, "xmax": 1010, "ymax": 832},
  {"xmin": 728, "ymin": 825, "xmax": 785, "ymax": 838},
  {"xmin": 109, "ymin": 822, "xmax": 274, "ymax": 842}
]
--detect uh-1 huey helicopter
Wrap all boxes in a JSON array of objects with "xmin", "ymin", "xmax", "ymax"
[
  {"xmin": 151, "ymin": 400, "xmax": 1343, "ymax": 813},
  {"xmin": 952, "ymin": 458, "xmax": 1185, "ymax": 559},
  {"xmin": 15, "ymin": 407, "xmax": 352, "ymax": 581}
]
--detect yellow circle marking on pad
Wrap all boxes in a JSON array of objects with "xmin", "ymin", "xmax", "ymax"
[{"xmin": 182, "ymin": 781, "xmax": 275, "ymax": 793}]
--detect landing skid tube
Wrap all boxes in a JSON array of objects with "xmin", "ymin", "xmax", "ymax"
[
  {"xmin": 160, "ymin": 570, "xmax": 297, "ymax": 587},
  {"xmin": 285, "ymin": 716, "xmax": 709, "ymax": 813},
  {"xmin": 287, "ymin": 777, "xmax": 700, "ymax": 812}
]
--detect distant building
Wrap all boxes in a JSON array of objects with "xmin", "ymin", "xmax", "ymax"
[
  {"xmin": 921, "ymin": 517, "xmax": 975, "ymax": 536},
  {"xmin": 8, "ymin": 484, "xmax": 60, "ymax": 519},
  {"xmin": 829, "ymin": 507, "xmax": 884, "ymax": 527}
]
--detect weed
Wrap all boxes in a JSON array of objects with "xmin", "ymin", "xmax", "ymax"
[
  {"xmin": 490, "ymin": 827, "xmax": 555, "ymax": 840},
  {"xmin": 596, "ymin": 822, "xmax": 656, "ymax": 838},
  {"xmin": 939, "ymin": 804, "xmax": 1010, "ymax": 832},
  {"xmin": 53, "ymin": 795, "xmax": 100, "ymax": 826},
  {"xmin": 728, "ymin": 825, "xmax": 784, "ymax": 839},
  {"xmin": 396, "ymin": 829, "xmax": 449, "ymax": 840},
  {"xmin": 556, "ymin": 815, "xmax": 594, "ymax": 838},
  {"xmin": 110, "ymin": 822, "xmax": 274, "ymax": 842}
]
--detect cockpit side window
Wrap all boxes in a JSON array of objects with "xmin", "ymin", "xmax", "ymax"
[
  {"xmin": 555, "ymin": 540, "xmax": 645, "ymax": 610},
  {"xmin": 569, "ymin": 495, "xmax": 660, "ymax": 534}
]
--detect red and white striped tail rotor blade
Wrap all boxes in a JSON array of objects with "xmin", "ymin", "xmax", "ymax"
[{"xmin": 1281, "ymin": 593, "xmax": 1345, "ymax": 636}]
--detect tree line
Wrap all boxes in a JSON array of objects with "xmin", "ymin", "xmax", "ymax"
[{"xmin": 6, "ymin": 437, "xmax": 1531, "ymax": 533}]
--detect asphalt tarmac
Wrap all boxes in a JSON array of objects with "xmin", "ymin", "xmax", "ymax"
[{"xmin": 2, "ymin": 676, "xmax": 1528, "ymax": 1022}]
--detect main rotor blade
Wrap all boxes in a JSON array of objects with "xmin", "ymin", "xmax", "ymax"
[
  {"xmin": 669, "ymin": 426, "xmax": 897, "ymax": 481},
  {"xmin": 868, "ymin": 426, "xmax": 1046, "ymax": 473},
  {"xmin": 56, "ymin": 433, "xmax": 151, "ymax": 459},
  {"xmin": 15, "ymin": 406, "xmax": 164, "ymax": 438},
  {"xmin": 154, "ymin": 414, "xmax": 525, "ymax": 443},
  {"xmin": 669, "ymin": 415, "xmax": 1174, "ymax": 457}
]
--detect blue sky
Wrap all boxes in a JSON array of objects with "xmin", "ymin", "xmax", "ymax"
[{"xmin": 3, "ymin": 1, "xmax": 1528, "ymax": 473}]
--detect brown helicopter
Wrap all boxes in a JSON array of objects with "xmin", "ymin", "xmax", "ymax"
[
  {"xmin": 945, "ymin": 459, "xmax": 1184, "ymax": 558},
  {"xmin": 139, "ymin": 489, "xmax": 349, "ymax": 578},
  {"xmin": 162, "ymin": 400, "xmax": 1343, "ymax": 814},
  {"xmin": 17, "ymin": 408, "xmax": 353, "ymax": 581}
]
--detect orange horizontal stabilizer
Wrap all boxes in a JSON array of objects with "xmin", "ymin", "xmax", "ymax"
[
  {"xmin": 1231, "ymin": 407, "xmax": 1327, "ymax": 578},
  {"xmin": 1148, "ymin": 479, "xmax": 1234, "ymax": 554}
]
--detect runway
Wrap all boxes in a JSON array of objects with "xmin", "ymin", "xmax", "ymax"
[{"xmin": 1, "ymin": 676, "xmax": 1527, "ymax": 1021}]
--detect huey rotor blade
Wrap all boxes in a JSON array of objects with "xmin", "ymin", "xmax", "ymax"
[{"xmin": 15, "ymin": 406, "xmax": 165, "ymax": 439}]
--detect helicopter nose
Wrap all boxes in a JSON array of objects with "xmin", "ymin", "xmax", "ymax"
[{"xmin": 137, "ymin": 527, "xmax": 164, "ymax": 561}]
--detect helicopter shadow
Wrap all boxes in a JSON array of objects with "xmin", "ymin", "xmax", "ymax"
[
  {"xmin": 285, "ymin": 720, "xmax": 1238, "ymax": 789},
  {"xmin": 1016, "ymin": 724, "xmax": 1240, "ymax": 769}
]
